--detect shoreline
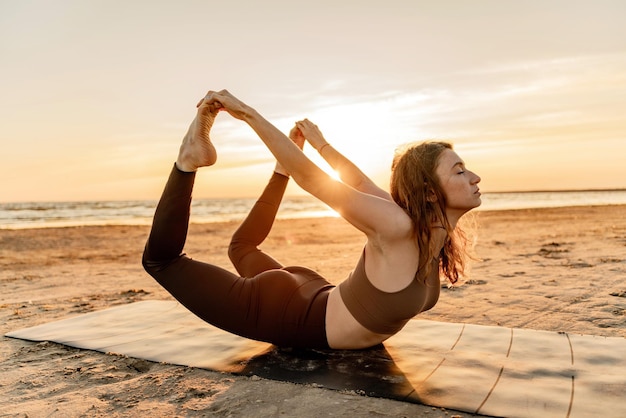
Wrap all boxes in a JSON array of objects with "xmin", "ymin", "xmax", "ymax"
[
  {"xmin": 2, "ymin": 204, "xmax": 625, "ymax": 416},
  {"xmin": 2, "ymin": 189, "xmax": 626, "ymax": 230},
  {"xmin": 1, "ymin": 202, "xmax": 626, "ymax": 231}
]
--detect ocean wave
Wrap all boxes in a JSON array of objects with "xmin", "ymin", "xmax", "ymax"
[{"xmin": 1, "ymin": 190, "xmax": 625, "ymax": 229}]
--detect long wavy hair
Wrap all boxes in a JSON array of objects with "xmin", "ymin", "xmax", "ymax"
[{"xmin": 390, "ymin": 141, "xmax": 467, "ymax": 284}]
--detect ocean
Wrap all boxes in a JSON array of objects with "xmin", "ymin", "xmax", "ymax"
[{"xmin": 1, "ymin": 190, "xmax": 626, "ymax": 230}]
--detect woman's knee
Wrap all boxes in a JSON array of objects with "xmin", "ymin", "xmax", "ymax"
[
  {"xmin": 227, "ymin": 238, "xmax": 253, "ymax": 267},
  {"xmin": 142, "ymin": 243, "xmax": 177, "ymax": 277},
  {"xmin": 141, "ymin": 245, "xmax": 154, "ymax": 273}
]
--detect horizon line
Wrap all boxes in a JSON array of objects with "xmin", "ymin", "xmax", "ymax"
[{"xmin": 2, "ymin": 187, "xmax": 626, "ymax": 205}]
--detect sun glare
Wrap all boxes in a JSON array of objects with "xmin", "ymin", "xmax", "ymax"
[
  {"xmin": 303, "ymin": 99, "xmax": 404, "ymax": 184},
  {"xmin": 327, "ymin": 169, "xmax": 341, "ymax": 181}
]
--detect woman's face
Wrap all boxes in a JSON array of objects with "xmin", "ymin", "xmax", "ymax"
[{"xmin": 434, "ymin": 149, "xmax": 482, "ymax": 216}]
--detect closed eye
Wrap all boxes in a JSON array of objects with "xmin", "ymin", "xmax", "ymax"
[{"xmin": 452, "ymin": 161, "xmax": 466, "ymax": 174}]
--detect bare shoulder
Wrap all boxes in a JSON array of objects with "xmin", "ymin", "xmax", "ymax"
[{"xmin": 366, "ymin": 203, "xmax": 414, "ymax": 249}]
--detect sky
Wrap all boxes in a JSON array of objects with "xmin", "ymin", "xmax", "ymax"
[{"xmin": 1, "ymin": 0, "xmax": 625, "ymax": 202}]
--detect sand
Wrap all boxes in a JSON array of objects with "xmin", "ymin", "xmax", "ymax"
[{"xmin": 1, "ymin": 205, "xmax": 625, "ymax": 417}]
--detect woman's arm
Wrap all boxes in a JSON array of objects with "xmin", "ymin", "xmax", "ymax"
[
  {"xmin": 205, "ymin": 90, "xmax": 411, "ymax": 241},
  {"xmin": 295, "ymin": 119, "xmax": 392, "ymax": 201}
]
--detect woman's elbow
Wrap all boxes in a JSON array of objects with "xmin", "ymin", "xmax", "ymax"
[{"xmin": 141, "ymin": 244, "xmax": 169, "ymax": 276}]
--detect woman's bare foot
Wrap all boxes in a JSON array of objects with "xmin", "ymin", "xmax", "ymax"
[{"xmin": 176, "ymin": 101, "xmax": 220, "ymax": 172}]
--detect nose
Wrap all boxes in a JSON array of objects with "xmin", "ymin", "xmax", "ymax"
[{"xmin": 470, "ymin": 170, "xmax": 481, "ymax": 185}]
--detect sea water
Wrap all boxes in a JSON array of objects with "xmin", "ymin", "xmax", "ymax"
[{"xmin": 1, "ymin": 190, "xmax": 625, "ymax": 229}]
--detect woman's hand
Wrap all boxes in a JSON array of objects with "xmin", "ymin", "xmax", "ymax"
[
  {"xmin": 201, "ymin": 89, "xmax": 255, "ymax": 121},
  {"xmin": 288, "ymin": 125, "xmax": 306, "ymax": 150},
  {"xmin": 295, "ymin": 119, "xmax": 328, "ymax": 151}
]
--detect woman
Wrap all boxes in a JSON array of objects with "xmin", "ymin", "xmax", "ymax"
[{"xmin": 143, "ymin": 90, "xmax": 481, "ymax": 350}]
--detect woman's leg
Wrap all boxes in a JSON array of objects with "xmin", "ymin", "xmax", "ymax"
[
  {"xmin": 142, "ymin": 164, "xmax": 331, "ymax": 348},
  {"xmin": 228, "ymin": 126, "xmax": 305, "ymax": 277},
  {"xmin": 142, "ymin": 96, "xmax": 331, "ymax": 348},
  {"xmin": 142, "ymin": 164, "xmax": 194, "ymax": 267},
  {"xmin": 141, "ymin": 164, "xmax": 250, "ymax": 331},
  {"xmin": 228, "ymin": 171, "xmax": 289, "ymax": 277},
  {"xmin": 141, "ymin": 98, "xmax": 257, "ymax": 337},
  {"xmin": 143, "ymin": 98, "xmax": 219, "ymax": 265}
]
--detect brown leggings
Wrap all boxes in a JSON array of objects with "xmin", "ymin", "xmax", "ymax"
[{"xmin": 142, "ymin": 164, "xmax": 334, "ymax": 348}]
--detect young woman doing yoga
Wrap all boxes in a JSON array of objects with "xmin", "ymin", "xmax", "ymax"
[{"xmin": 143, "ymin": 89, "xmax": 482, "ymax": 350}]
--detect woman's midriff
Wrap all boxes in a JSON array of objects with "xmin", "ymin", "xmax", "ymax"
[{"xmin": 324, "ymin": 287, "xmax": 393, "ymax": 349}]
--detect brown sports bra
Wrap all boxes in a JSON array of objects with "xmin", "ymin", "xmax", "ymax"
[{"xmin": 338, "ymin": 250, "xmax": 440, "ymax": 335}]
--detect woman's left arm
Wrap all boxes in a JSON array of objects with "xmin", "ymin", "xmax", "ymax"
[{"xmin": 205, "ymin": 90, "xmax": 412, "ymax": 241}]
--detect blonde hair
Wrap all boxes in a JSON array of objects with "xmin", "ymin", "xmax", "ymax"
[{"xmin": 390, "ymin": 141, "xmax": 468, "ymax": 284}]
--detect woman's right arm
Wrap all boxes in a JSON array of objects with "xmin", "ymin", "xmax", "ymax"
[{"xmin": 296, "ymin": 119, "xmax": 392, "ymax": 201}]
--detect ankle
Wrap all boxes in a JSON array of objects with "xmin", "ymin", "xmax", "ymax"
[
  {"xmin": 176, "ymin": 146, "xmax": 201, "ymax": 172},
  {"xmin": 175, "ymin": 159, "xmax": 197, "ymax": 173},
  {"xmin": 274, "ymin": 162, "xmax": 289, "ymax": 177}
]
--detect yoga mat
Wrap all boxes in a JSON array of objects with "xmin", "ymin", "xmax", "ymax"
[{"xmin": 6, "ymin": 300, "xmax": 626, "ymax": 418}]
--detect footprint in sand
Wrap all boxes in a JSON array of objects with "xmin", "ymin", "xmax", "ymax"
[
  {"xmin": 538, "ymin": 242, "xmax": 570, "ymax": 259},
  {"xmin": 600, "ymin": 258, "xmax": 624, "ymax": 263},
  {"xmin": 568, "ymin": 261, "xmax": 594, "ymax": 268},
  {"xmin": 465, "ymin": 279, "xmax": 488, "ymax": 285},
  {"xmin": 498, "ymin": 271, "xmax": 526, "ymax": 278}
]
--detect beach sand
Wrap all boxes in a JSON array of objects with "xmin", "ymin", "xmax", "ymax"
[{"xmin": 1, "ymin": 205, "xmax": 625, "ymax": 417}]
